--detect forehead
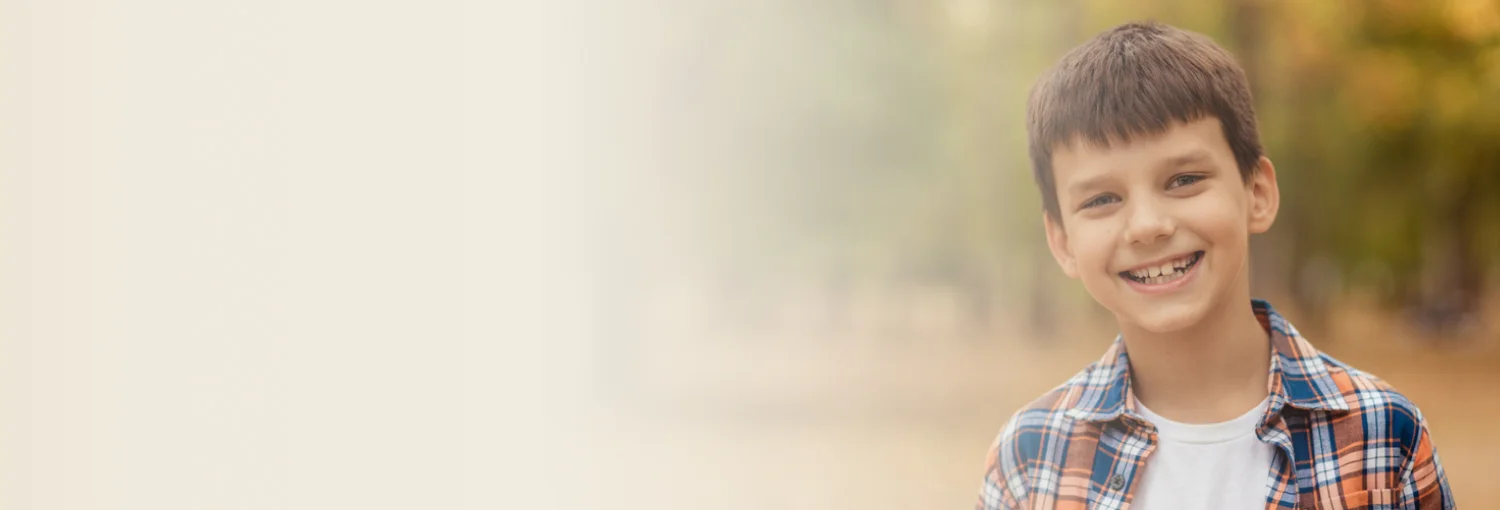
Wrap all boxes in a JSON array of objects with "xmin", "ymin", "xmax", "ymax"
[{"xmin": 1051, "ymin": 117, "xmax": 1236, "ymax": 192}]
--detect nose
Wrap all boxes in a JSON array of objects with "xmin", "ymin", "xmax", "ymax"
[{"xmin": 1122, "ymin": 197, "xmax": 1175, "ymax": 245}]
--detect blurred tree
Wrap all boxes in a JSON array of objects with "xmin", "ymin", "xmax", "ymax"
[
  {"xmin": 1276, "ymin": 0, "xmax": 1500, "ymax": 327},
  {"xmin": 652, "ymin": 0, "xmax": 1498, "ymax": 343}
]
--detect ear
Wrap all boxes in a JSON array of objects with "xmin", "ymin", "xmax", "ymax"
[
  {"xmin": 1246, "ymin": 156, "xmax": 1280, "ymax": 234},
  {"xmin": 1042, "ymin": 212, "xmax": 1079, "ymax": 278}
]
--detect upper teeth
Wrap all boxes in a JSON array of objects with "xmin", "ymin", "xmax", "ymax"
[{"xmin": 1130, "ymin": 254, "xmax": 1194, "ymax": 279}]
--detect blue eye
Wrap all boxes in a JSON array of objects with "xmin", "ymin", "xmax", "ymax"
[
  {"xmin": 1169, "ymin": 174, "xmax": 1205, "ymax": 188},
  {"xmin": 1081, "ymin": 194, "xmax": 1119, "ymax": 209}
]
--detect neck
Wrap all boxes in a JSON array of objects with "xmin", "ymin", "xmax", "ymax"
[{"xmin": 1122, "ymin": 297, "xmax": 1271, "ymax": 424}]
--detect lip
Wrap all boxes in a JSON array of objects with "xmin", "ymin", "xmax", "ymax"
[{"xmin": 1120, "ymin": 251, "xmax": 1203, "ymax": 295}]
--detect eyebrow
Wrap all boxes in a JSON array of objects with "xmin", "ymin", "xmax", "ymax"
[
  {"xmin": 1159, "ymin": 149, "xmax": 1214, "ymax": 171},
  {"xmin": 1065, "ymin": 173, "xmax": 1114, "ymax": 199}
]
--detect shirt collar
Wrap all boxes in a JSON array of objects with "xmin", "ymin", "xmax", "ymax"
[{"xmin": 1063, "ymin": 299, "xmax": 1350, "ymax": 423}]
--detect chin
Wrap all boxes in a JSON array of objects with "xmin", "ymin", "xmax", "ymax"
[{"xmin": 1119, "ymin": 300, "xmax": 1209, "ymax": 333}]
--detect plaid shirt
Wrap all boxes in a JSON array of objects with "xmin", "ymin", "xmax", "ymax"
[{"xmin": 977, "ymin": 300, "xmax": 1453, "ymax": 510}]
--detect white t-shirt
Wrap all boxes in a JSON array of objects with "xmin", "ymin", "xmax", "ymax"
[{"xmin": 1130, "ymin": 398, "xmax": 1275, "ymax": 510}]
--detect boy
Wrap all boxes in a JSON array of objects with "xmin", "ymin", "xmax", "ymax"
[{"xmin": 976, "ymin": 22, "xmax": 1453, "ymax": 510}]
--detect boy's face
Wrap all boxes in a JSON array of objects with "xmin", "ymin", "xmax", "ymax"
[{"xmin": 1042, "ymin": 117, "xmax": 1279, "ymax": 333}]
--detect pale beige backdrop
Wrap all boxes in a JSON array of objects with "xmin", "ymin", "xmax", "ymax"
[{"xmin": 0, "ymin": 0, "xmax": 609, "ymax": 508}]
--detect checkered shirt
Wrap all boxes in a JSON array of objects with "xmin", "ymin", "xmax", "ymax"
[{"xmin": 976, "ymin": 300, "xmax": 1453, "ymax": 509}]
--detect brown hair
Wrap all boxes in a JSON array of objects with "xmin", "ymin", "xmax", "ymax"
[{"xmin": 1027, "ymin": 21, "xmax": 1263, "ymax": 219}]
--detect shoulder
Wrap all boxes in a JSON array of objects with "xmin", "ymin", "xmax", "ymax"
[
  {"xmin": 1317, "ymin": 353, "xmax": 1429, "ymax": 449},
  {"xmin": 1313, "ymin": 353, "xmax": 1454, "ymax": 506},
  {"xmin": 987, "ymin": 363, "xmax": 1098, "ymax": 474},
  {"xmin": 980, "ymin": 366, "xmax": 1097, "ymax": 509}
]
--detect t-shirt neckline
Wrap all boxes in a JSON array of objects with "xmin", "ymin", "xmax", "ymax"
[{"xmin": 1135, "ymin": 397, "xmax": 1268, "ymax": 445}]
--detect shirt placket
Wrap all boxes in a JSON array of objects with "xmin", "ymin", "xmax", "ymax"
[
  {"xmin": 1257, "ymin": 401, "xmax": 1300, "ymax": 509},
  {"xmin": 1089, "ymin": 420, "xmax": 1156, "ymax": 510}
]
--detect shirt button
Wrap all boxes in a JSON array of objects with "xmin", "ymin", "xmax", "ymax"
[{"xmin": 1108, "ymin": 474, "xmax": 1126, "ymax": 491}]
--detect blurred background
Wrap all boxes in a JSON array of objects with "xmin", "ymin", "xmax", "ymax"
[
  {"xmin": 1, "ymin": 0, "xmax": 1495, "ymax": 508},
  {"xmin": 586, "ymin": 0, "xmax": 1500, "ymax": 508}
]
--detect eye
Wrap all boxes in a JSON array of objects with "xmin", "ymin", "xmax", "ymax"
[
  {"xmin": 1168, "ymin": 173, "xmax": 1205, "ymax": 189},
  {"xmin": 1080, "ymin": 194, "xmax": 1120, "ymax": 210}
]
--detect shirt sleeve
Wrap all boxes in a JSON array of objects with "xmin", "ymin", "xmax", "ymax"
[
  {"xmin": 975, "ymin": 422, "xmax": 1031, "ymax": 510},
  {"xmin": 1398, "ymin": 413, "xmax": 1454, "ymax": 510}
]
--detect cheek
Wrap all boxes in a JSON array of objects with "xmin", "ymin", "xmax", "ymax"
[
  {"xmin": 1220, "ymin": 211, "xmax": 1251, "ymax": 241},
  {"xmin": 1183, "ymin": 193, "xmax": 1250, "ymax": 241},
  {"xmin": 1069, "ymin": 226, "xmax": 1119, "ymax": 273}
]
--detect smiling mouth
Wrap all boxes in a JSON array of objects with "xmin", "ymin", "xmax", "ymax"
[{"xmin": 1119, "ymin": 251, "xmax": 1204, "ymax": 285}]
